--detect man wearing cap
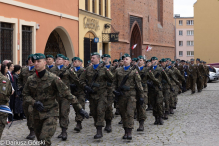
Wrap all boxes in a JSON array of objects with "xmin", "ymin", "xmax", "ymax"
[
  {"xmin": 196, "ymin": 58, "xmax": 205, "ymax": 92},
  {"xmin": 180, "ymin": 60, "xmax": 188, "ymax": 92},
  {"xmin": 118, "ymin": 57, "xmax": 124, "ymax": 67},
  {"xmin": 203, "ymin": 61, "xmax": 209, "ymax": 88},
  {"xmin": 149, "ymin": 57, "xmax": 172, "ymax": 125},
  {"xmin": 80, "ymin": 52, "xmax": 114, "ymax": 139},
  {"xmin": 186, "ymin": 61, "xmax": 191, "ymax": 90},
  {"xmin": 113, "ymin": 53, "xmax": 144, "ymax": 139},
  {"xmin": 113, "ymin": 59, "xmax": 119, "ymax": 67},
  {"xmin": 64, "ymin": 57, "xmax": 70, "ymax": 67},
  {"xmin": 136, "ymin": 55, "xmax": 160, "ymax": 131},
  {"xmin": 71, "ymin": 57, "xmax": 86, "ymax": 132},
  {"xmin": 22, "ymin": 53, "xmax": 88, "ymax": 146},
  {"xmin": 18, "ymin": 54, "xmax": 36, "ymax": 140},
  {"xmin": 188, "ymin": 59, "xmax": 200, "ymax": 94},
  {"xmin": 131, "ymin": 58, "xmax": 137, "ymax": 66},
  {"xmin": 50, "ymin": 54, "xmax": 85, "ymax": 140},
  {"xmin": 46, "ymin": 55, "xmax": 55, "ymax": 71}
]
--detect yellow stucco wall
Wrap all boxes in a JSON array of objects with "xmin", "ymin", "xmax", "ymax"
[{"xmin": 194, "ymin": 0, "xmax": 219, "ymax": 63}]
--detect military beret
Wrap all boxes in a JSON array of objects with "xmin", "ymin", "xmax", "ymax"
[
  {"xmin": 151, "ymin": 57, "xmax": 158, "ymax": 61},
  {"xmin": 91, "ymin": 52, "xmax": 100, "ymax": 56},
  {"xmin": 186, "ymin": 61, "xmax": 189, "ymax": 63},
  {"xmin": 56, "ymin": 54, "xmax": 65, "ymax": 59},
  {"xmin": 32, "ymin": 53, "xmax": 46, "ymax": 62},
  {"xmin": 166, "ymin": 58, "xmax": 171, "ymax": 61},
  {"xmin": 147, "ymin": 60, "xmax": 151, "ymax": 62},
  {"xmin": 132, "ymin": 58, "xmax": 137, "ymax": 62},
  {"xmin": 180, "ymin": 60, "xmax": 185, "ymax": 63},
  {"xmin": 176, "ymin": 59, "xmax": 180, "ymax": 61},
  {"xmin": 28, "ymin": 54, "xmax": 34, "ymax": 60},
  {"xmin": 64, "ymin": 57, "xmax": 69, "ymax": 61},
  {"xmin": 46, "ymin": 55, "xmax": 54, "ymax": 59},
  {"xmin": 72, "ymin": 57, "xmax": 81, "ymax": 61},
  {"xmin": 171, "ymin": 61, "xmax": 175, "ymax": 64},
  {"xmin": 200, "ymin": 60, "xmax": 203, "ymax": 63},
  {"xmin": 160, "ymin": 58, "xmax": 167, "ymax": 62},
  {"xmin": 137, "ymin": 55, "xmax": 144, "ymax": 60},
  {"xmin": 203, "ymin": 61, "xmax": 206, "ymax": 63},
  {"xmin": 190, "ymin": 58, "xmax": 195, "ymax": 61},
  {"xmin": 79, "ymin": 59, "xmax": 83, "ymax": 62},
  {"xmin": 101, "ymin": 54, "xmax": 111, "ymax": 58},
  {"xmin": 196, "ymin": 58, "xmax": 200, "ymax": 61},
  {"xmin": 113, "ymin": 59, "xmax": 118, "ymax": 63},
  {"xmin": 122, "ymin": 53, "xmax": 131, "ymax": 59}
]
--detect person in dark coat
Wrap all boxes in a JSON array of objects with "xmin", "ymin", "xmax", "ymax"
[{"xmin": 13, "ymin": 65, "xmax": 24, "ymax": 120}]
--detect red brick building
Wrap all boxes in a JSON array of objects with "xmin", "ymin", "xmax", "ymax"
[{"xmin": 111, "ymin": 0, "xmax": 175, "ymax": 60}]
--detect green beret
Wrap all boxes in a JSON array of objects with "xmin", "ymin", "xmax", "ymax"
[
  {"xmin": 203, "ymin": 61, "xmax": 206, "ymax": 63},
  {"xmin": 147, "ymin": 60, "xmax": 151, "ymax": 62},
  {"xmin": 91, "ymin": 52, "xmax": 100, "ymax": 56},
  {"xmin": 122, "ymin": 53, "xmax": 131, "ymax": 59},
  {"xmin": 64, "ymin": 57, "xmax": 69, "ymax": 61},
  {"xmin": 101, "ymin": 54, "xmax": 111, "ymax": 58},
  {"xmin": 87, "ymin": 60, "xmax": 91, "ymax": 64},
  {"xmin": 46, "ymin": 55, "xmax": 54, "ymax": 59},
  {"xmin": 160, "ymin": 58, "xmax": 167, "ymax": 62},
  {"xmin": 176, "ymin": 59, "xmax": 180, "ymax": 61},
  {"xmin": 151, "ymin": 57, "xmax": 158, "ymax": 61},
  {"xmin": 56, "ymin": 54, "xmax": 65, "ymax": 59},
  {"xmin": 196, "ymin": 58, "xmax": 200, "ymax": 61},
  {"xmin": 32, "ymin": 53, "xmax": 46, "ymax": 62},
  {"xmin": 132, "ymin": 58, "xmax": 137, "ymax": 62},
  {"xmin": 113, "ymin": 59, "xmax": 118, "ymax": 63},
  {"xmin": 190, "ymin": 58, "xmax": 194, "ymax": 61},
  {"xmin": 171, "ymin": 61, "xmax": 175, "ymax": 64},
  {"xmin": 79, "ymin": 59, "xmax": 83, "ymax": 62},
  {"xmin": 72, "ymin": 57, "xmax": 81, "ymax": 61},
  {"xmin": 180, "ymin": 60, "xmax": 185, "ymax": 63},
  {"xmin": 137, "ymin": 55, "xmax": 144, "ymax": 60},
  {"xmin": 166, "ymin": 58, "xmax": 171, "ymax": 61},
  {"xmin": 28, "ymin": 54, "xmax": 34, "ymax": 60}
]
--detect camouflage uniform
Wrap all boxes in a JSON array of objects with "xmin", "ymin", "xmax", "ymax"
[
  {"xmin": 46, "ymin": 65, "xmax": 54, "ymax": 72},
  {"xmin": 0, "ymin": 73, "xmax": 12, "ymax": 139},
  {"xmin": 204, "ymin": 65, "xmax": 209, "ymax": 88},
  {"xmin": 196, "ymin": 64, "xmax": 205, "ymax": 91},
  {"xmin": 22, "ymin": 70, "xmax": 82, "ymax": 146},
  {"xmin": 18, "ymin": 67, "xmax": 35, "ymax": 131},
  {"xmin": 188, "ymin": 64, "xmax": 200, "ymax": 93}
]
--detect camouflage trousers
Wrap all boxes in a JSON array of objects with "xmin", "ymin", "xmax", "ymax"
[
  {"xmin": 190, "ymin": 77, "xmax": 197, "ymax": 92},
  {"xmin": 136, "ymin": 92, "xmax": 147, "ymax": 121},
  {"xmin": 169, "ymin": 89, "xmax": 175, "ymax": 108},
  {"xmin": 148, "ymin": 90, "xmax": 164, "ymax": 117},
  {"xmin": 34, "ymin": 117, "xmax": 58, "ymax": 146},
  {"xmin": 22, "ymin": 101, "xmax": 34, "ymax": 130},
  {"xmin": 173, "ymin": 85, "xmax": 179, "ymax": 104},
  {"xmin": 197, "ymin": 77, "xmax": 203, "ymax": 90},
  {"xmin": 186, "ymin": 76, "xmax": 191, "ymax": 90},
  {"xmin": 163, "ymin": 88, "xmax": 170, "ymax": 112},
  {"xmin": 57, "ymin": 98, "xmax": 70, "ymax": 129},
  {"xmin": 90, "ymin": 91, "xmax": 107, "ymax": 127},
  {"xmin": 105, "ymin": 90, "xmax": 114, "ymax": 121},
  {"xmin": 75, "ymin": 94, "xmax": 85, "ymax": 122},
  {"xmin": 0, "ymin": 114, "xmax": 7, "ymax": 139},
  {"xmin": 119, "ymin": 96, "xmax": 136, "ymax": 129},
  {"xmin": 204, "ymin": 76, "xmax": 208, "ymax": 87}
]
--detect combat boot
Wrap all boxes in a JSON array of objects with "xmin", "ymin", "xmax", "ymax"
[
  {"xmin": 137, "ymin": 120, "xmax": 144, "ymax": 131},
  {"xmin": 118, "ymin": 119, "xmax": 123, "ymax": 124},
  {"xmin": 74, "ymin": 121, "xmax": 82, "ymax": 132},
  {"xmin": 122, "ymin": 128, "xmax": 127, "ymax": 139},
  {"xmin": 170, "ymin": 108, "xmax": 174, "ymax": 114},
  {"xmin": 127, "ymin": 128, "xmax": 132, "ymax": 140},
  {"xmin": 62, "ymin": 128, "xmax": 67, "ymax": 141},
  {"xmin": 159, "ymin": 117, "xmax": 164, "ymax": 125},
  {"xmin": 192, "ymin": 91, "xmax": 195, "ymax": 94},
  {"xmin": 115, "ymin": 108, "xmax": 120, "ymax": 115},
  {"xmin": 26, "ymin": 128, "xmax": 35, "ymax": 140},
  {"xmin": 163, "ymin": 111, "xmax": 168, "ymax": 120},
  {"xmin": 94, "ymin": 126, "xmax": 103, "ymax": 139},
  {"xmin": 148, "ymin": 104, "xmax": 153, "ymax": 110},
  {"xmin": 104, "ymin": 120, "xmax": 112, "ymax": 133},
  {"xmin": 154, "ymin": 116, "xmax": 158, "ymax": 125}
]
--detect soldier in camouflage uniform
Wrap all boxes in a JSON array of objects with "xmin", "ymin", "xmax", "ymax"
[
  {"xmin": 203, "ymin": 61, "xmax": 209, "ymax": 88},
  {"xmin": 22, "ymin": 53, "xmax": 88, "ymax": 146},
  {"xmin": 18, "ymin": 54, "xmax": 36, "ymax": 140},
  {"xmin": 196, "ymin": 58, "xmax": 205, "ymax": 92},
  {"xmin": 113, "ymin": 59, "xmax": 119, "ymax": 67},
  {"xmin": 113, "ymin": 53, "xmax": 144, "ymax": 140},
  {"xmin": 46, "ymin": 55, "xmax": 55, "ymax": 71},
  {"xmin": 186, "ymin": 61, "xmax": 191, "ymax": 90},
  {"xmin": 80, "ymin": 52, "xmax": 114, "ymax": 139},
  {"xmin": 136, "ymin": 55, "xmax": 160, "ymax": 131},
  {"xmin": 0, "ymin": 73, "xmax": 12, "ymax": 139},
  {"xmin": 148, "ymin": 57, "xmax": 172, "ymax": 125},
  {"xmin": 50, "ymin": 54, "xmax": 84, "ymax": 140},
  {"xmin": 188, "ymin": 59, "xmax": 200, "ymax": 94}
]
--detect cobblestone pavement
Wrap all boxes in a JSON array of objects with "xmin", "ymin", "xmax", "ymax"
[{"xmin": 2, "ymin": 81, "xmax": 219, "ymax": 146}]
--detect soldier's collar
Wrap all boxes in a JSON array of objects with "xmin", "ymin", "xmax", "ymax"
[{"xmin": 40, "ymin": 70, "xmax": 49, "ymax": 80}]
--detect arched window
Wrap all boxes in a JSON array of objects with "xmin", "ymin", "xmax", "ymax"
[{"xmin": 85, "ymin": 0, "xmax": 88, "ymax": 11}]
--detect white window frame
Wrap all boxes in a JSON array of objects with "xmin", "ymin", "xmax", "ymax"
[
  {"xmin": 179, "ymin": 30, "xmax": 183, "ymax": 36},
  {"xmin": 179, "ymin": 41, "xmax": 183, "ymax": 46},
  {"xmin": 187, "ymin": 51, "xmax": 194, "ymax": 56},
  {"xmin": 179, "ymin": 20, "xmax": 183, "ymax": 25},
  {"xmin": 187, "ymin": 41, "xmax": 194, "ymax": 46},
  {"xmin": 186, "ymin": 20, "xmax": 194, "ymax": 25},
  {"xmin": 187, "ymin": 30, "xmax": 194, "ymax": 36},
  {"xmin": 179, "ymin": 51, "xmax": 183, "ymax": 56}
]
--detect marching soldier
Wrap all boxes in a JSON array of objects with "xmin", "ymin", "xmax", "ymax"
[
  {"xmin": 203, "ymin": 61, "xmax": 209, "ymax": 88},
  {"xmin": 113, "ymin": 59, "xmax": 119, "ymax": 66},
  {"xmin": 188, "ymin": 59, "xmax": 200, "ymax": 94},
  {"xmin": 0, "ymin": 72, "xmax": 13, "ymax": 139},
  {"xmin": 118, "ymin": 57, "xmax": 124, "ymax": 67},
  {"xmin": 46, "ymin": 55, "xmax": 55, "ymax": 71},
  {"xmin": 113, "ymin": 53, "xmax": 144, "ymax": 140},
  {"xmin": 80, "ymin": 52, "xmax": 114, "ymax": 139},
  {"xmin": 196, "ymin": 58, "xmax": 205, "ymax": 92},
  {"xmin": 64, "ymin": 57, "xmax": 70, "ymax": 67},
  {"xmin": 136, "ymin": 55, "xmax": 160, "ymax": 131},
  {"xmin": 186, "ymin": 61, "xmax": 191, "ymax": 90},
  {"xmin": 131, "ymin": 58, "xmax": 137, "ymax": 65},
  {"xmin": 22, "ymin": 53, "xmax": 88, "ymax": 146},
  {"xmin": 18, "ymin": 54, "xmax": 36, "ymax": 140}
]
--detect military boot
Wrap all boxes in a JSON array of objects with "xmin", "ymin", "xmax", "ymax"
[
  {"xmin": 127, "ymin": 128, "xmax": 132, "ymax": 140},
  {"xmin": 170, "ymin": 108, "xmax": 174, "ymax": 114},
  {"xmin": 94, "ymin": 126, "xmax": 103, "ymax": 139},
  {"xmin": 137, "ymin": 120, "xmax": 144, "ymax": 131},
  {"xmin": 26, "ymin": 128, "xmax": 35, "ymax": 140},
  {"xmin": 122, "ymin": 128, "xmax": 128, "ymax": 139},
  {"xmin": 104, "ymin": 120, "xmax": 112, "ymax": 133},
  {"xmin": 118, "ymin": 119, "xmax": 123, "ymax": 124},
  {"xmin": 62, "ymin": 128, "xmax": 67, "ymax": 141},
  {"xmin": 148, "ymin": 104, "xmax": 153, "ymax": 110},
  {"xmin": 159, "ymin": 117, "xmax": 164, "ymax": 125},
  {"xmin": 163, "ymin": 111, "xmax": 168, "ymax": 120},
  {"xmin": 192, "ymin": 91, "xmax": 195, "ymax": 94},
  {"xmin": 154, "ymin": 116, "xmax": 158, "ymax": 125},
  {"xmin": 74, "ymin": 121, "xmax": 82, "ymax": 132},
  {"xmin": 115, "ymin": 108, "xmax": 120, "ymax": 115}
]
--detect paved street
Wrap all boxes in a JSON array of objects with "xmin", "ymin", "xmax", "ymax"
[{"xmin": 2, "ymin": 81, "xmax": 219, "ymax": 146}]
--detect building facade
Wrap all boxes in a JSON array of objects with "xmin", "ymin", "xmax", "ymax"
[
  {"xmin": 79, "ymin": 0, "xmax": 111, "ymax": 66},
  {"xmin": 0, "ymin": 0, "xmax": 79, "ymax": 66},
  {"xmin": 110, "ymin": 0, "xmax": 175, "ymax": 61},
  {"xmin": 194, "ymin": 0, "xmax": 219, "ymax": 64},
  {"xmin": 174, "ymin": 17, "xmax": 194, "ymax": 61}
]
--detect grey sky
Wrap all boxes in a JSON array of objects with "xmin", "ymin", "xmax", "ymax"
[{"xmin": 174, "ymin": 0, "xmax": 197, "ymax": 17}]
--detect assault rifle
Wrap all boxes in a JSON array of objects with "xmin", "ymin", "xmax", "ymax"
[{"xmin": 59, "ymin": 62, "xmax": 73, "ymax": 79}]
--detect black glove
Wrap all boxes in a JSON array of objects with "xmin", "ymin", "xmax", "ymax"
[
  {"xmin": 170, "ymin": 87, "xmax": 175, "ymax": 92},
  {"xmin": 59, "ymin": 73, "xmax": 64, "ymax": 79},
  {"xmin": 34, "ymin": 101, "xmax": 44, "ymax": 112},
  {"xmin": 113, "ymin": 90, "xmax": 122, "ymax": 96},
  {"xmin": 84, "ymin": 86, "xmax": 94, "ymax": 94},
  {"xmin": 79, "ymin": 109, "xmax": 89, "ymax": 119},
  {"xmin": 138, "ymin": 97, "xmax": 144, "ymax": 105}
]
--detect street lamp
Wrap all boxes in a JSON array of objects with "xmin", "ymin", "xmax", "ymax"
[{"xmin": 174, "ymin": 14, "xmax": 180, "ymax": 60}]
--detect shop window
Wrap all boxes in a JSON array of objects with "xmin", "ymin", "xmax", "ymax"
[
  {"xmin": 85, "ymin": 0, "xmax": 88, "ymax": 11},
  {"xmin": 99, "ymin": 0, "xmax": 102, "ymax": 15},
  {"xmin": 0, "ymin": 22, "xmax": 13, "ymax": 62},
  {"xmin": 22, "ymin": 25, "xmax": 32, "ymax": 66}
]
